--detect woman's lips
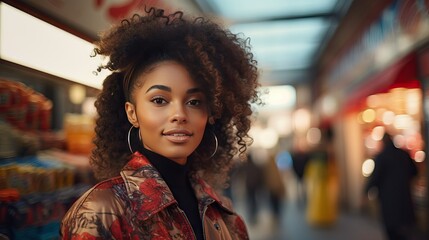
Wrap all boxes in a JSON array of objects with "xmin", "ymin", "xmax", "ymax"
[{"xmin": 162, "ymin": 130, "xmax": 192, "ymax": 143}]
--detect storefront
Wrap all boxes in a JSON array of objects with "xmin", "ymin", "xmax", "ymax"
[{"xmin": 314, "ymin": 0, "xmax": 429, "ymax": 234}]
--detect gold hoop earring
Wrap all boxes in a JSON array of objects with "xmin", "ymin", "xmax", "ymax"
[
  {"xmin": 208, "ymin": 129, "xmax": 218, "ymax": 159},
  {"xmin": 194, "ymin": 128, "xmax": 218, "ymax": 159},
  {"xmin": 127, "ymin": 126, "xmax": 141, "ymax": 154}
]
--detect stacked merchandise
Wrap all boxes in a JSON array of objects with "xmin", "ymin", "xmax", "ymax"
[
  {"xmin": 0, "ymin": 80, "xmax": 94, "ymax": 239},
  {"xmin": 0, "ymin": 79, "xmax": 59, "ymax": 158},
  {"xmin": 0, "ymin": 155, "xmax": 90, "ymax": 239},
  {"xmin": 0, "ymin": 80, "xmax": 53, "ymax": 131}
]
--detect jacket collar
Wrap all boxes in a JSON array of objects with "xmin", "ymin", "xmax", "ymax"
[{"xmin": 120, "ymin": 152, "xmax": 233, "ymax": 220}]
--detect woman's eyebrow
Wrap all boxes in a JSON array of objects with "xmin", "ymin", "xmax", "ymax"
[
  {"xmin": 146, "ymin": 85, "xmax": 202, "ymax": 94},
  {"xmin": 146, "ymin": 85, "xmax": 171, "ymax": 93}
]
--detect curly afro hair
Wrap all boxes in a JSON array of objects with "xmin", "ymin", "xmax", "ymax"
[{"xmin": 91, "ymin": 8, "xmax": 261, "ymax": 186}]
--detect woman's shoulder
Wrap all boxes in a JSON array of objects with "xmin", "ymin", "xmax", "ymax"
[
  {"xmin": 60, "ymin": 176, "xmax": 130, "ymax": 238},
  {"xmin": 62, "ymin": 176, "xmax": 127, "ymax": 221}
]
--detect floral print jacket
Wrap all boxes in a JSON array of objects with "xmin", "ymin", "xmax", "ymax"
[{"xmin": 60, "ymin": 152, "xmax": 249, "ymax": 239}]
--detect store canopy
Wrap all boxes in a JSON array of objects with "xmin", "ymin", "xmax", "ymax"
[{"xmin": 342, "ymin": 53, "xmax": 420, "ymax": 114}]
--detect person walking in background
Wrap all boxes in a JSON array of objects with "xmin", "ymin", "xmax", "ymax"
[
  {"xmin": 365, "ymin": 133, "xmax": 418, "ymax": 240},
  {"xmin": 291, "ymin": 147, "xmax": 310, "ymax": 207},
  {"xmin": 305, "ymin": 126, "xmax": 338, "ymax": 227},
  {"xmin": 244, "ymin": 153, "xmax": 265, "ymax": 225},
  {"xmin": 60, "ymin": 7, "xmax": 261, "ymax": 239},
  {"xmin": 264, "ymin": 152, "xmax": 286, "ymax": 223}
]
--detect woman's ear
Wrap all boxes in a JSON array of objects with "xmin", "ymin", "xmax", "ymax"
[
  {"xmin": 208, "ymin": 116, "xmax": 215, "ymax": 125},
  {"xmin": 125, "ymin": 102, "xmax": 139, "ymax": 127}
]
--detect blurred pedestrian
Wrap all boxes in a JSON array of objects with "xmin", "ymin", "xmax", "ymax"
[
  {"xmin": 264, "ymin": 153, "xmax": 286, "ymax": 222},
  {"xmin": 244, "ymin": 153, "xmax": 265, "ymax": 224},
  {"xmin": 306, "ymin": 126, "xmax": 338, "ymax": 227},
  {"xmin": 305, "ymin": 149, "xmax": 337, "ymax": 226},
  {"xmin": 291, "ymin": 148, "xmax": 310, "ymax": 207},
  {"xmin": 365, "ymin": 133, "xmax": 418, "ymax": 240}
]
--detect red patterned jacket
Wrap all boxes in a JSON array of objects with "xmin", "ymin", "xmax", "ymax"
[{"xmin": 60, "ymin": 152, "xmax": 249, "ymax": 239}]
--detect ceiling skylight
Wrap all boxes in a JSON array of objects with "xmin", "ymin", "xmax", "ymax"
[
  {"xmin": 230, "ymin": 18, "xmax": 331, "ymax": 70},
  {"xmin": 204, "ymin": 0, "xmax": 338, "ymax": 21}
]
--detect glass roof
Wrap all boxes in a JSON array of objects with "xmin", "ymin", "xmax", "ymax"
[
  {"xmin": 229, "ymin": 18, "xmax": 331, "ymax": 70},
  {"xmin": 206, "ymin": 0, "xmax": 338, "ymax": 21},
  {"xmin": 196, "ymin": 0, "xmax": 342, "ymax": 83}
]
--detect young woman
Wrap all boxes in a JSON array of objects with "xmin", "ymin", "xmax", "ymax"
[{"xmin": 61, "ymin": 8, "xmax": 260, "ymax": 239}]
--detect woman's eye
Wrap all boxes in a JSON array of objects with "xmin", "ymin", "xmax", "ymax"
[
  {"xmin": 188, "ymin": 99, "xmax": 201, "ymax": 106},
  {"xmin": 151, "ymin": 97, "xmax": 167, "ymax": 105}
]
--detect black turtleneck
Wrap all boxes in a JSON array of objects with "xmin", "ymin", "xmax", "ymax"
[{"xmin": 140, "ymin": 148, "xmax": 204, "ymax": 240}]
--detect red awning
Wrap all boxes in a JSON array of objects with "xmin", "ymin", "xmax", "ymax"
[{"xmin": 342, "ymin": 52, "xmax": 420, "ymax": 114}]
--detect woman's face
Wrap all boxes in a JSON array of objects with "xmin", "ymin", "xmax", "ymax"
[{"xmin": 125, "ymin": 61, "xmax": 209, "ymax": 165}]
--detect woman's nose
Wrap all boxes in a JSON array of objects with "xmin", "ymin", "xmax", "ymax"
[{"xmin": 171, "ymin": 104, "xmax": 187, "ymax": 123}]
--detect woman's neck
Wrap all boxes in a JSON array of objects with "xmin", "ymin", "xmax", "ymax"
[{"xmin": 140, "ymin": 147, "xmax": 190, "ymax": 186}]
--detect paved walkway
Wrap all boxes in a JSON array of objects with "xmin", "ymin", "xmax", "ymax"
[
  {"xmin": 230, "ymin": 168, "xmax": 428, "ymax": 240},
  {"xmin": 230, "ymin": 170, "xmax": 385, "ymax": 240},
  {"xmin": 242, "ymin": 201, "xmax": 384, "ymax": 240}
]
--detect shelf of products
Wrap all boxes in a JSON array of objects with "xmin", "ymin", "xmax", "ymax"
[{"xmin": 0, "ymin": 79, "xmax": 96, "ymax": 239}]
